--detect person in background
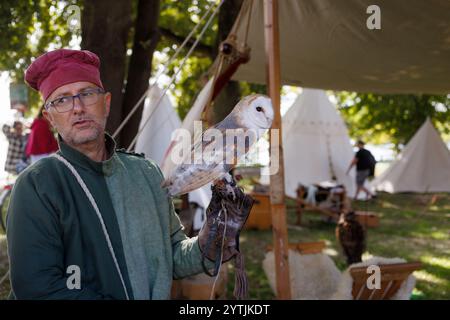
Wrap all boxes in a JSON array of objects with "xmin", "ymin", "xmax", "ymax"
[
  {"xmin": 346, "ymin": 140, "xmax": 376, "ymax": 200},
  {"xmin": 2, "ymin": 121, "xmax": 27, "ymax": 175},
  {"xmin": 25, "ymin": 105, "xmax": 58, "ymax": 164}
]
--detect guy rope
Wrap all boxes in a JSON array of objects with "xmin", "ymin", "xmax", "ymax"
[{"xmin": 112, "ymin": 0, "xmax": 254, "ymax": 153}]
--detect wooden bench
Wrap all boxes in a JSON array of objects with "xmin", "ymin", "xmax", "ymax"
[
  {"xmin": 289, "ymin": 186, "xmax": 348, "ymax": 225},
  {"xmin": 349, "ymin": 262, "xmax": 422, "ymax": 300},
  {"xmin": 247, "ymin": 187, "xmax": 351, "ymax": 229}
]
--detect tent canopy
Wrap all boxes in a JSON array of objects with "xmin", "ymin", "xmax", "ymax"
[
  {"xmin": 283, "ymin": 89, "xmax": 356, "ymax": 197},
  {"xmin": 371, "ymin": 118, "xmax": 450, "ymax": 193},
  {"xmin": 232, "ymin": 0, "xmax": 450, "ymax": 94}
]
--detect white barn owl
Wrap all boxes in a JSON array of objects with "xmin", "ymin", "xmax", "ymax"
[{"xmin": 162, "ymin": 94, "xmax": 274, "ymax": 196}]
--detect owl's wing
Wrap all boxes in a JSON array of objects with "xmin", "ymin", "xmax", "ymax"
[
  {"xmin": 162, "ymin": 122, "xmax": 231, "ymax": 192},
  {"xmin": 168, "ymin": 162, "xmax": 229, "ymax": 196},
  {"xmin": 165, "ymin": 114, "xmax": 259, "ymax": 196},
  {"xmin": 185, "ymin": 113, "xmax": 258, "ymax": 166},
  {"xmin": 183, "ymin": 122, "xmax": 230, "ymax": 167}
]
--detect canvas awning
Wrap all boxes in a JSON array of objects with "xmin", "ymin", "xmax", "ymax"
[{"xmin": 232, "ymin": 0, "xmax": 450, "ymax": 94}]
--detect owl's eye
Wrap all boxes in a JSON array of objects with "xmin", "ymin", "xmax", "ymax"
[{"xmin": 256, "ymin": 106, "xmax": 263, "ymax": 112}]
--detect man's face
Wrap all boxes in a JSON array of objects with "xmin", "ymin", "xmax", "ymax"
[{"xmin": 43, "ymin": 81, "xmax": 111, "ymax": 147}]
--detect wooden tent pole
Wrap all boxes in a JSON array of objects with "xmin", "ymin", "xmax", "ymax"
[{"xmin": 263, "ymin": 0, "xmax": 291, "ymax": 299}]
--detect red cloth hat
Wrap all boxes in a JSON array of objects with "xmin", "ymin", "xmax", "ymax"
[{"xmin": 25, "ymin": 49, "xmax": 104, "ymax": 101}]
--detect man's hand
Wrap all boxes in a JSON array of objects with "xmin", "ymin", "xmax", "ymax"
[
  {"xmin": 198, "ymin": 178, "xmax": 254, "ymax": 264},
  {"xmin": 197, "ymin": 177, "xmax": 254, "ymax": 299}
]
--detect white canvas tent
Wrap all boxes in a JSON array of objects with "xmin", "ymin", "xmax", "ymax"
[
  {"xmin": 283, "ymin": 89, "xmax": 356, "ymax": 198},
  {"xmin": 371, "ymin": 118, "xmax": 450, "ymax": 193}
]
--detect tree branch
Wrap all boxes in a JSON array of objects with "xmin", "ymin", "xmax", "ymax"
[{"xmin": 159, "ymin": 27, "xmax": 213, "ymax": 57}]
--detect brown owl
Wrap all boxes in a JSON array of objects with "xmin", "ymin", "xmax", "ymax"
[{"xmin": 336, "ymin": 211, "xmax": 366, "ymax": 265}]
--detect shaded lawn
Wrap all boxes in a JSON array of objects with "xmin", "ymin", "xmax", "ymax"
[
  {"xmin": 226, "ymin": 192, "xmax": 450, "ymax": 300},
  {"xmin": 0, "ymin": 193, "xmax": 448, "ymax": 300}
]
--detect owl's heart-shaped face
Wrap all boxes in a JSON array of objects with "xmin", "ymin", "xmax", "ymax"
[{"xmin": 240, "ymin": 95, "xmax": 274, "ymax": 130}]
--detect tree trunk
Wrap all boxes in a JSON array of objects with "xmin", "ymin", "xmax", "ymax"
[
  {"xmin": 210, "ymin": 0, "xmax": 243, "ymax": 124},
  {"xmin": 81, "ymin": 0, "xmax": 132, "ymax": 143},
  {"xmin": 120, "ymin": 0, "xmax": 161, "ymax": 150}
]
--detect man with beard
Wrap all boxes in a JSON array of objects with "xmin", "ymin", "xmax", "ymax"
[{"xmin": 6, "ymin": 49, "xmax": 251, "ymax": 300}]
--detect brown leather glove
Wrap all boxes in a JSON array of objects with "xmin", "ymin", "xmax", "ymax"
[
  {"xmin": 198, "ymin": 179, "xmax": 253, "ymax": 262},
  {"xmin": 198, "ymin": 177, "xmax": 254, "ymax": 299}
]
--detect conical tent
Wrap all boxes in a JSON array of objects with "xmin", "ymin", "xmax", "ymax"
[
  {"xmin": 135, "ymin": 85, "xmax": 182, "ymax": 166},
  {"xmin": 371, "ymin": 118, "xmax": 450, "ymax": 193},
  {"xmin": 283, "ymin": 89, "xmax": 356, "ymax": 198}
]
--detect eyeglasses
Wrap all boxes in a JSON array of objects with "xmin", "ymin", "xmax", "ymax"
[{"xmin": 45, "ymin": 88, "xmax": 106, "ymax": 113}]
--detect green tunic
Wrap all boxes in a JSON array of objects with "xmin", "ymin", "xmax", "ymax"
[{"xmin": 6, "ymin": 134, "xmax": 212, "ymax": 299}]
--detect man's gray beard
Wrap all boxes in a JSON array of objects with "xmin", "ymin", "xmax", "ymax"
[
  {"xmin": 69, "ymin": 126, "xmax": 102, "ymax": 145},
  {"xmin": 61, "ymin": 121, "xmax": 105, "ymax": 146},
  {"xmin": 57, "ymin": 116, "xmax": 107, "ymax": 147}
]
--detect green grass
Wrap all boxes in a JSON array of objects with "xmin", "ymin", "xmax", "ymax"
[
  {"xmin": 0, "ymin": 193, "xmax": 9, "ymax": 236},
  {"xmin": 224, "ymin": 192, "xmax": 450, "ymax": 300},
  {"xmin": 0, "ymin": 193, "xmax": 449, "ymax": 300},
  {"xmin": 0, "ymin": 193, "xmax": 9, "ymax": 299},
  {"xmin": 0, "ymin": 234, "xmax": 9, "ymax": 299}
]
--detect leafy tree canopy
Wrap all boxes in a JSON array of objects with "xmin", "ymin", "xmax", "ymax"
[
  {"xmin": 156, "ymin": 0, "xmax": 218, "ymax": 120},
  {"xmin": 335, "ymin": 92, "xmax": 450, "ymax": 150},
  {"xmin": 0, "ymin": 0, "xmax": 78, "ymax": 115}
]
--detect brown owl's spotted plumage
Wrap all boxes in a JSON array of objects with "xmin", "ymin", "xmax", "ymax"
[{"xmin": 336, "ymin": 211, "xmax": 366, "ymax": 265}]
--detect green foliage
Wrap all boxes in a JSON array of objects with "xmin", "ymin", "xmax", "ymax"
[
  {"xmin": 240, "ymin": 82, "xmax": 266, "ymax": 96},
  {"xmin": 335, "ymin": 92, "xmax": 450, "ymax": 149},
  {"xmin": 170, "ymin": 55, "xmax": 211, "ymax": 120},
  {"xmin": 159, "ymin": 0, "xmax": 217, "ymax": 49},
  {"xmin": 0, "ymin": 0, "xmax": 79, "ymax": 115},
  {"xmin": 156, "ymin": 0, "xmax": 218, "ymax": 119},
  {"xmin": 0, "ymin": 0, "xmax": 232, "ymax": 120}
]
